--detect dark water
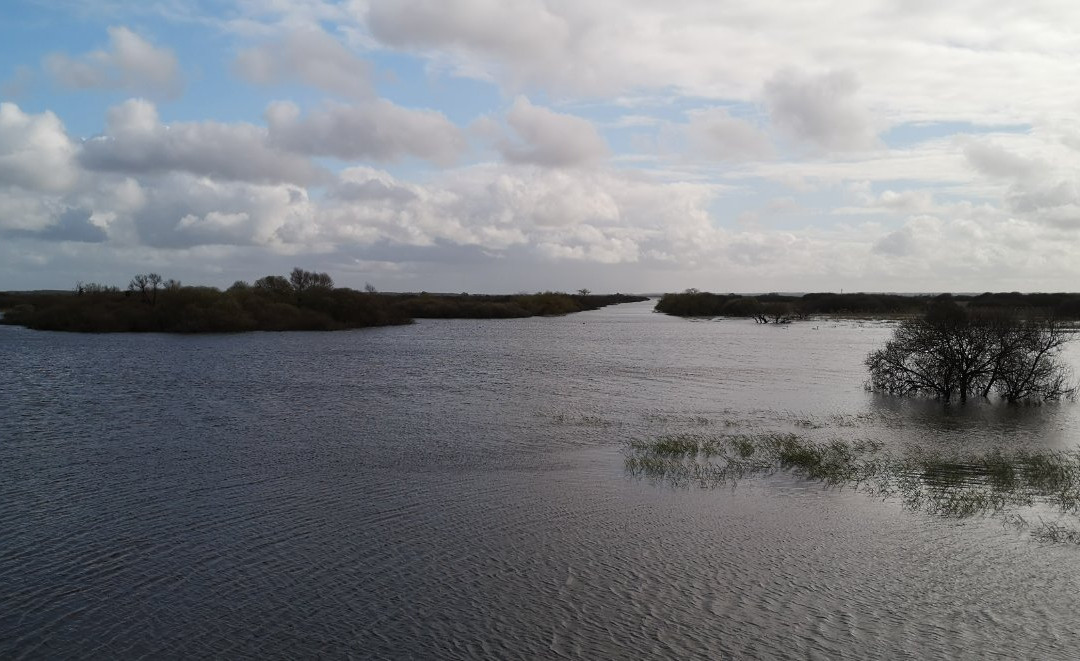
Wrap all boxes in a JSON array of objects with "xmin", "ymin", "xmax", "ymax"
[{"xmin": 2, "ymin": 300, "xmax": 1080, "ymax": 659}]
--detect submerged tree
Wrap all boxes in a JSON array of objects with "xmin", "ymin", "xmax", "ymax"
[{"xmin": 866, "ymin": 300, "xmax": 1076, "ymax": 403}]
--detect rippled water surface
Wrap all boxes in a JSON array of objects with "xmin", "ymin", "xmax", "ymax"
[{"xmin": 3, "ymin": 300, "xmax": 1080, "ymax": 659}]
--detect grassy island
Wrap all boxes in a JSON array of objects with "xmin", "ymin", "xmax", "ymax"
[{"xmin": 0, "ymin": 269, "xmax": 648, "ymax": 333}]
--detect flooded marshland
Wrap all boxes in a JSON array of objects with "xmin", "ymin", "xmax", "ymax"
[{"xmin": 3, "ymin": 299, "xmax": 1080, "ymax": 659}]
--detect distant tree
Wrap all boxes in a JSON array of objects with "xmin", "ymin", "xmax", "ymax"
[
  {"xmin": 290, "ymin": 267, "xmax": 334, "ymax": 292},
  {"xmin": 866, "ymin": 301, "xmax": 1076, "ymax": 403},
  {"xmin": 128, "ymin": 273, "xmax": 162, "ymax": 304},
  {"xmin": 578, "ymin": 288, "xmax": 591, "ymax": 296},
  {"xmin": 364, "ymin": 282, "xmax": 378, "ymax": 294},
  {"xmin": 254, "ymin": 275, "xmax": 293, "ymax": 298},
  {"xmin": 129, "ymin": 274, "xmax": 148, "ymax": 300},
  {"xmin": 77, "ymin": 282, "xmax": 118, "ymax": 294}
]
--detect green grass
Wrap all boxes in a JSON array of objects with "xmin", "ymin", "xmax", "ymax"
[{"xmin": 624, "ymin": 432, "xmax": 1080, "ymax": 545}]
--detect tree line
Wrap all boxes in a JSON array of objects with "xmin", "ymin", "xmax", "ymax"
[
  {"xmin": 654, "ymin": 289, "xmax": 1077, "ymax": 403},
  {"xmin": 0, "ymin": 269, "xmax": 646, "ymax": 333},
  {"xmin": 655, "ymin": 290, "xmax": 1080, "ymax": 321}
]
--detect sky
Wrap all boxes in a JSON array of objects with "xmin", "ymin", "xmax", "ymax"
[{"xmin": 2, "ymin": 0, "xmax": 1080, "ymax": 293}]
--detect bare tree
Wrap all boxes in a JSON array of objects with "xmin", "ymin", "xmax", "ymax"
[
  {"xmin": 147, "ymin": 273, "xmax": 162, "ymax": 304},
  {"xmin": 866, "ymin": 301, "xmax": 1075, "ymax": 403},
  {"xmin": 128, "ymin": 273, "xmax": 163, "ymax": 304},
  {"xmin": 129, "ymin": 274, "xmax": 150, "ymax": 303},
  {"xmin": 290, "ymin": 267, "xmax": 334, "ymax": 292},
  {"xmin": 290, "ymin": 267, "xmax": 314, "ymax": 292}
]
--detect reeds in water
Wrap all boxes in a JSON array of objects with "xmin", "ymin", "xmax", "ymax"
[{"xmin": 624, "ymin": 432, "xmax": 1080, "ymax": 545}]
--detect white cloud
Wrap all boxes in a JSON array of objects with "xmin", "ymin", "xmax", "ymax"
[
  {"xmin": 9, "ymin": 2, "xmax": 1080, "ymax": 292},
  {"xmin": 684, "ymin": 108, "xmax": 773, "ymax": 161},
  {"xmin": 498, "ymin": 96, "xmax": 608, "ymax": 167},
  {"xmin": 80, "ymin": 99, "xmax": 326, "ymax": 185},
  {"xmin": 962, "ymin": 139, "xmax": 1041, "ymax": 180},
  {"xmin": 358, "ymin": 1, "xmax": 1080, "ymax": 127},
  {"xmin": 265, "ymin": 100, "xmax": 466, "ymax": 165},
  {"xmin": 365, "ymin": 0, "xmax": 573, "ymax": 89},
  {"xmin": 0, "ymin": 103, "xmax": 80, "ymax": 193},
  {"xmin": 44, "ymin": 26, "xmax": 182, "ymax": 98},
  {"xmin": 131, "ymin": 173, "xmax": 316, "ymax": 249},
  {"xmin": 233, "ymin": 27, "xmax": 372, "ymax": 99},
  {"xmin": 764, "ymin": 69, "xmax": 879, "ymax": 153},
  {"xmin": 0, "ymin": 189, "xmax": 65, "ymax": 232}
]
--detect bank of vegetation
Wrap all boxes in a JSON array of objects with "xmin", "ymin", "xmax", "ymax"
[
  {"xmin": 388, "ymin": 291, "xmax": 647, "ymax": 319},
  {"xmin": 0, "ymin": 269, "xmax": 647, "ymax": 333},
  {"xmin": 654, "ymin": 290, "xmax": 1080, "ymax": 322}
]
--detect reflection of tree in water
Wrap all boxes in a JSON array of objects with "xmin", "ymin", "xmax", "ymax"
[{"xmin": 624, "ymin": 433, "xmax": 1080, "ymax": 544}]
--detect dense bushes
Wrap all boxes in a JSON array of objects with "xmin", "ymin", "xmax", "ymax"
[
  {"xmin": 0, "ymin": 272, "xmax": 647, "ymax": 333},
  {"xmin": 0, "ymin": 269, "xmax": 410, "ymax": 333},
  {"xmin": 390, "ymin": 292, "xmax": 647, "ymax": 319},
  {"xmin": 655, "ymin": 290, "xmax": 1080, "ymax": 320}
]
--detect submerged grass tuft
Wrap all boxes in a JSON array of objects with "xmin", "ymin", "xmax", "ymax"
[{"xmin": 624, "ymin": 432, "xmax": 1080, "ymax": 546}]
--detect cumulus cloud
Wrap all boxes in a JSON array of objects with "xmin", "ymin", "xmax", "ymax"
[
  {"xmin": 0, "ymin": 189, "xmax": 65, "ymax": 232},
  {"xmin": 234, "ymin": 27, "xmax": 371, "ymax": 99},
  {"xmin": 11, "ymin": 3, "xmax": 1080, "ymax": 292},
  {"xmin": 131, "ymin": 174, "xmax": 316, "ymax": 248},
  {"xmin": 308, "ymin": 164, "xmax": 721, "ymax": 266},
  {"xmin": 8, "ymin": 208, "xmax": 109, "ymax": 244},
  {"xmin": 962, "ymin": 140, "xmax": 1041, "ymax": 180},
  {"xmin": 497, "ymin": 96, "xmax": 608, "ymax": 167},
  {"xmin": 80, "ymin": 99, "xmax": 325, "ymax": 185},
  {"xmin": 957, "ymin": 134, "xmax": 1080, "ymax": 230},
  {"xmin": 0, "ymin": 103, "xmax": 80, "ymax": 193},
  {"xmin": 873, "ymin": 225, "xmax": 919, "ymax": 257},
  {"xmin": 44, "ymin": 26, "xmax": 182, "ymax": 98},
  {"xmin": 684, "ymin": 108, "xmax": 773, "ymax": 161},
  {"xmin": 833, "ymin": 187, "xmax": 937, "ymax": 216},
  {"xmin": 265, "ymin": 100, "xmax": 466, "ymax": 165},
  {"xmin": 359, "ymin": 0, "xmax": 1080, "ymax": 127},
  {"xmin": 764, "ymin": 69, "xmax": 879, "ymax": 152},
  {"xmin": 365, "ymin": 0, "xmax": 572, "ymax": 86}
]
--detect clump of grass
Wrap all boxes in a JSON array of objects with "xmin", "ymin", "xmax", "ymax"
[
  {"xmin": 552, "ymin": 413, "xmax": 614, "ymax": 427},
  {"xmin": 730, "ymin": 435, "xmax": 756, "ymax": 458},
  {"xmin": 624, "ymin": 432, "xmax": 1080, "ymax": 546},
  {"xmin": 1029, "ymin": 521, "xmax": 1080, "ymax": 545}
]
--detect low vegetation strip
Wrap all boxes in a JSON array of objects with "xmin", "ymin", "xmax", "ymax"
[
  {"xmin": 388, "ymin": 291, "xmax": 647, "ymax": 319},
  {"xmin": 654, "ymin": 290, "xmax": 1080, "ymax": 320},
  {"xmin": 625, "ymin": 433, "xmax": 1080, "ymax": 544},
  {"xmin": 0, "ymin": 268, "xmax": 648, "ymax": 333}
]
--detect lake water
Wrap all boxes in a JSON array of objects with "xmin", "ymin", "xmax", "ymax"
[{"xmin": 3, "ymin": 299, "xmax": 1080, "ymax": 659}]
